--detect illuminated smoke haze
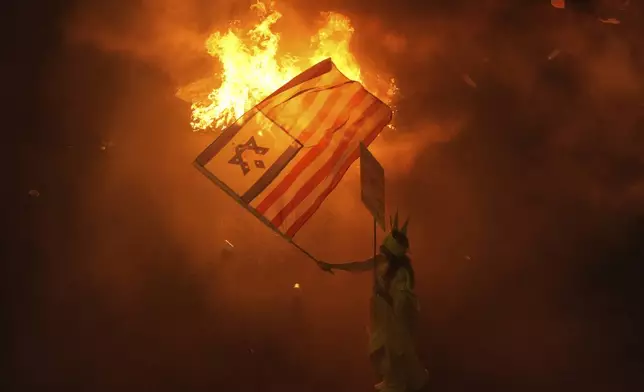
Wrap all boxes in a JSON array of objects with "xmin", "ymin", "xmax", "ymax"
[{"xmin": 6, "ymin": 1, "xmax": 644, "ymax": 391}]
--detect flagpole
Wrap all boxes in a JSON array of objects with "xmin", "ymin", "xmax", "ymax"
[
  {"xmin": 194, "ymin": 161, "xmax": 321, "ymax": 264},
  {"xmin": 288, "ymin": 239, "xmax": 320, "ymax": 263}
]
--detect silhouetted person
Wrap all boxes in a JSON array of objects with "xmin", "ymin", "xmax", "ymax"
[{"xmin": 318, "ymin": 213, "xmax": 428, "ymax": 392}]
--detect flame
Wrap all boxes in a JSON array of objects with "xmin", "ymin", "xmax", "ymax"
[
  {"xmin": 187, "ymin": 1, "xmax": 396, "ymax": 131},
  {"xmin": 309, "ymin": 12, "xmax": 361, "ymax": 83}
]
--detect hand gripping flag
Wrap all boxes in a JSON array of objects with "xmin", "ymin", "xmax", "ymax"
[{"xmin": 195, "ymin": 58, "xmax": 392, "ymax": 244}]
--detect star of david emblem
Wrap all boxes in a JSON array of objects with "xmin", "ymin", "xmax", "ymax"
[{"xmin": 228, "ymin": 136, "xmax": 270, "ymax": 176}]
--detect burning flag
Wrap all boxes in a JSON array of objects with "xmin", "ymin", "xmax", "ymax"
[
  {"xmin": 195, "ymin": 58, "xmax": 392, "ymax": 242},
  {"xmin": 178, "ymin": 1, "xmax": 396, "ymax": 132}
]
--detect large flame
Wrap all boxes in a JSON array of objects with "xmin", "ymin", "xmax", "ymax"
[{"xmin": 186, "ymin": 1, "xmax": 396, "ymax": 131}]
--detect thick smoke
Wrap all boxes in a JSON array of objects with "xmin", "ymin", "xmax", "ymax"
[{"xmin": 10, "ymin": 0, "xmax": 644, "ymax": 391}]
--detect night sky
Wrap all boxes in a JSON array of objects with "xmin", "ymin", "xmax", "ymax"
[{"xmin": 4, "ymin": 0, "xmax": 644, "ymax": 391}]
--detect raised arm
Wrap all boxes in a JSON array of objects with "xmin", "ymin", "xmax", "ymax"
[{"xmin": 328, "ymin": 254, "xmax": 381, "ymax": 273}]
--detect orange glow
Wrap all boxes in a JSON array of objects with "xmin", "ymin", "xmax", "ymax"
[
  {"xmin": 551, "ymin": 0, "xmax": 565, "ymax": 8},
  {"xmin": 187, "ymin": 1, "xmax": 396, "ymax": 131}
]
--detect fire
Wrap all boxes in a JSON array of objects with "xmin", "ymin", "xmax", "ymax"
[{"xmin": 186, "ymin": 1, "xmax": 396, "ymax": 131}]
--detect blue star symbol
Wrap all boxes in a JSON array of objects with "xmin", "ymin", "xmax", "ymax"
[{"xmin": 228, "ymin": 136, "xmax": 269, "ymax": 176}]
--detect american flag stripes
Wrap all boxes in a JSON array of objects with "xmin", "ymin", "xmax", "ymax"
[{"xmin": 195, "ymin": 58, "xmax": 392, "ymax": 238}]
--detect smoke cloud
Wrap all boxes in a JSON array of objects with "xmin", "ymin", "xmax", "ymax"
[{"xmin": 8, "ymin": 0, "xmax": 644, "ymax": 391}]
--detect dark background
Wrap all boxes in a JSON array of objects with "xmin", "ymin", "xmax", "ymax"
[{"xmin": 4, "ymin": 0, "xmax": 644, "ymax": 391}]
